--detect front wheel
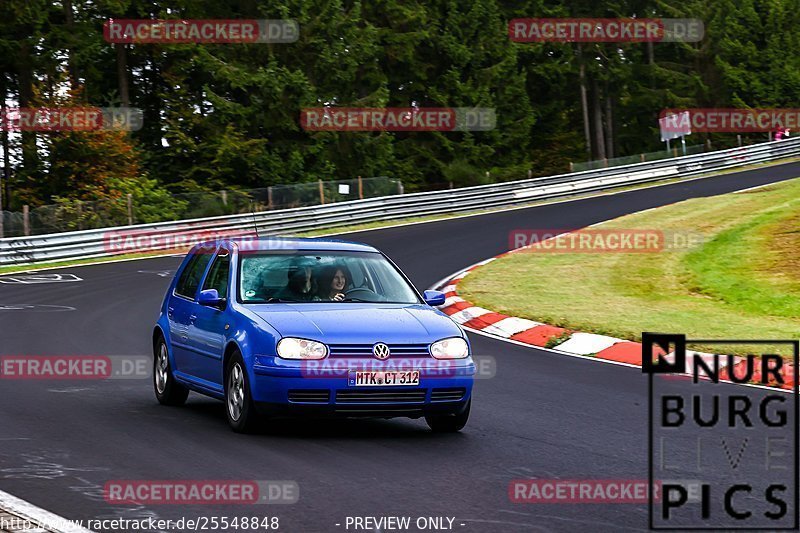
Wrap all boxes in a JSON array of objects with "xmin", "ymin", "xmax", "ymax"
[
  {"xmin": 425, "ymin": 400, "xmax": 470, "ymax": 433},
  {"xmin": 154, "ymin": 338, "xmax": 189, "ymax": 406},
  {"xmin": 225, "ymin": 353, "xmax": 260, "ymax": 433}
]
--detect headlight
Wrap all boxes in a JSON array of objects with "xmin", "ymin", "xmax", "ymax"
[
  {"xmin": 430, "ymin": 337, "xmax": 469, "ymax": 359},
  {"xmin": 276, "ymin": 338, "xmax": 328, "ymax": 360}
]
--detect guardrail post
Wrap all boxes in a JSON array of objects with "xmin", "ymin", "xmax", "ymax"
[
  {"xmin": 569, "ymin": 162, "xmax": 574, "ymax": 172},
  {"xmin": 673, "ymin": 147, "xmax": 678, "ymax": 157},
  {"xmin": 640, "ymin": 154, "xmax": 645, "ymax": 162},
  {"xmin": 603, "ymin": 158, "xmax": 608, "ymax": 168},
  {"xmin": 397, "ymin": 181, "xmax": 404, "ymax": 195},
  {"xmin": 77, "ymin": 201, "xmax": 83, "ymax": 230},
  {"xmin": 358, "ymin": 176, "xmax": 363, "ymax": 199},
  {"xmin": 127, "ymin": 193, "xmax": 133, "ymax": 225},
  {"xmin": 22, "ymin": 204, "xmax": 29, "ymax": 236},
  {"xmin": 221, "ymin": 190, "xmax": 227, "ymax": 206},
  {"xmin": 737, "ymin": 135, "xmax": 742, "ymax": 147},
  {"xmin": 528, "ymin": 169, "xmax": 532, "ymax": 179},
  {"xmin": 318, "ymin": 179, "xmax": 325, "ymax": 204},
  {"xmin": 267, "ymin": 186, "xmax": 273, "ymax": 209}
]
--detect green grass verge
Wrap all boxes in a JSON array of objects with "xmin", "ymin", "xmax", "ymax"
[{"xmin": 458, "ymin": 177, "xmax": 800, "ymax": 356}]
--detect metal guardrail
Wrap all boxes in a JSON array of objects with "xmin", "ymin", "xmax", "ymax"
[
  {"xmin": 2, "ymin": 138, "xmax": 799, "ymax": 265},
  {"xmin": 0, "ymin": 175, "xmax": 401, "ymax": 238}
]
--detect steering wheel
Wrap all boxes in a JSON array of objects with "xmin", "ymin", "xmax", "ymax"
[{"xmin": 343, "ymin": 287, "xmax": 381, "ymax": 301}]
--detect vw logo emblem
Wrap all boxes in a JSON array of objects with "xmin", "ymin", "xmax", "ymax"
[{"xmin": 373, "ymin": 343, "xmax": 391, "ymax": 360}]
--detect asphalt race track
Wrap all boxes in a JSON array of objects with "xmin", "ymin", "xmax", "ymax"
[{"xmin": 2, "ymin": 162, "xmax": 800, "ymax": 532}]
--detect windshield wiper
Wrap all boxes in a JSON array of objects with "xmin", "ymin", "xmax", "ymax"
[{"xmin": 265, "ymin": 297, "xmax": 301, "ymax": 303}]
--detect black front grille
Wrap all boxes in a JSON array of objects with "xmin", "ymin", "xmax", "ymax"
[
  {"xmin": 334, "ymin": 406, "xmax": 424, "ymax": 414},
  {"xmin": 431, "ymin": 388, "xmax": 466, "ymax": 402},
  {"xmin": 288, "ymin": 390, "xmax": 330, "ymax": 403},
  {"xmin": 328, "ymin": 344, "xmax": 430, "ymax": 358},
  {"xmin": 336, "ymin": 389, "xmax": 427, "ymax": 404}
]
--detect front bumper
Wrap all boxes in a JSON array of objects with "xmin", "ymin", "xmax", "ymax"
[{"xmin": 250, "ymin": 356, "xmax": 474, "ymax": 418}]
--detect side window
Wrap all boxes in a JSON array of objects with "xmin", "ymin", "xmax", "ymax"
[
  {"xmin": 202, "ymin": 250, "xmax": 231, "ymax": 299},
  {"xmin": 175, "ymin": 251, "xmax": 213, "ymax": 299}
]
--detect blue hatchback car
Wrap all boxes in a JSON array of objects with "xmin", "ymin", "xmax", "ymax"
[{"xmin": 153, "ymin": 238, "xmax": 475, "ymax": 433}]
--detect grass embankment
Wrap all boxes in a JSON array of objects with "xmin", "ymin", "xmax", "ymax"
[{"xmin": 458, "ymin": 178, "xmax": 800, "ymax": 356}]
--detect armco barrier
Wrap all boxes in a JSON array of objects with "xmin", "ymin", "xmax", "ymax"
[{"xmin": 2, "ymin": 138, "xmax": 799, "ymax": 265}]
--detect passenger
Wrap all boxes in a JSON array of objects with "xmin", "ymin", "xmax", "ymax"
[
  {"xmin": 315, "ymin": 265, "xmax": 349, "ymax": 301},
  {"xmin": 275, "ymin": 261, "xmax": 316, "ymax": 302}
]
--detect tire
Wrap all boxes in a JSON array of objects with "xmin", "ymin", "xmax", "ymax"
[
  {"xmin": 154, "ymin": 337, "xmax": 189, "ymax": 406},
  {"xmin": 224, "ymin": 352, "xmax": 260, "ymax": 433},
  {"xmin": 425, "ymin": 400, "xmax": 470, "ymax": 433}
]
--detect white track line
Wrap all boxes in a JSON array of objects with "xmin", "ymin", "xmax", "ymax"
[
  {"xmin": 732, "ymin": 182, "xmax": 780, "ymax": 194},
  {"xmin": 0, "ymin": 489, "xmax": 93, "ymax": 533}
]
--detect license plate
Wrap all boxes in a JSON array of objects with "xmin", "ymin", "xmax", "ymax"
[{"xmin": 349, "ymin": 370, "xmax": 420, "ymax": 386}]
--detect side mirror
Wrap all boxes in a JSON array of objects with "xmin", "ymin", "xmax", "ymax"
[
  {"xmin": 198, "ymin": 289, "xmax": 226, "ymax": 309},
  {"xmin": 423, "ymin": 290, "xmax": 446, "ymax": 307}
]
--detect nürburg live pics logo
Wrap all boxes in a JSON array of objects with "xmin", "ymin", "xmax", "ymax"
[{"xmin": 643, "ymin": 333, "xmax": 798, "ymax": 530}]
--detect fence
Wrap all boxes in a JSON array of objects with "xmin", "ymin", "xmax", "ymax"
[
  {"xmin": 1, "ymin": 137, "xmax": 799, "ymax": 265},
  {"xmin": 0, "ymin": 176, "xmax": 400, "ymax": 238},
  {"xmin": 570, "ymin": 137, "xmax": 761, "ymax": 173}
]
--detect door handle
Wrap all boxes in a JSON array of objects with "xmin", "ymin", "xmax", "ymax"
[
  {"xmin": 168, "ymin": 307, "xmax": 174, "ymax": 318},
  {"xmin": 189, "ymin": 314, "xmax": 197, "ymax": 325}
]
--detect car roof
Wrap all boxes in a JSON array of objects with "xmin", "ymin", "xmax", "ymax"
[{"xmin": 196, "ymin": 237, "xmax": 380, "ymax": 253}]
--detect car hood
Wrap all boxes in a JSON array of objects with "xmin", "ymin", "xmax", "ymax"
[{"xmin": 248, "ymin": 303, "xmax": 463, "ymax": 344}]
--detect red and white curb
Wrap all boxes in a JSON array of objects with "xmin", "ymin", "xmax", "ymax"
[{"xmin": 433, "ymin": 251, "xmax": 794, "ymax": 392}]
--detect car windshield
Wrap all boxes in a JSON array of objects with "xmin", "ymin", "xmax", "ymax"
[{"xmin": 238, "ymin": 251, "xmax": 421, "ymax": 304}]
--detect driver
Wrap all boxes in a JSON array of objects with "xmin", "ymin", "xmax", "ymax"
[
  {"xmin": 275, "ymin": 259, "xmax": 316, "ymax": 302},
  {"xmin": 315, "ymin": 264, "xmax": 350, "ymax": 301}
]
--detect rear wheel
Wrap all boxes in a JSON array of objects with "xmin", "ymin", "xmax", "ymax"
[
  {"xmin": 225, "ymin": 352, "xmax": 260, "ymax": 433},
  {"xmin": 154, "ymin": 337, "xmax": 189, "ymax": 406},
  {"xmin": 425, "ymin": 400, "xmax": 470, "ymax": 433}
]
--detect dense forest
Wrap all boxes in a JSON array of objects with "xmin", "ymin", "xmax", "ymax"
[{"xmin": 1, "ymin": 0, "xmax": 798, "ymax": 212}]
